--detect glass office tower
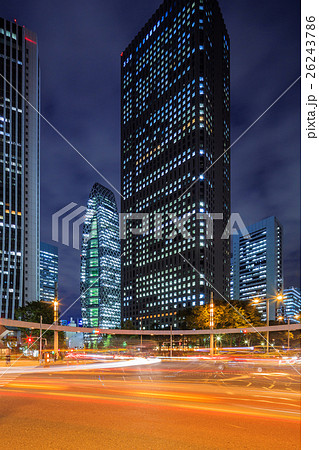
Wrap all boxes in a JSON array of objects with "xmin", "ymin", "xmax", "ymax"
[
  {"xmin": 0, "ymin": 19, "xmax": 40, "ymax": 318},
  {"xmin": 231, "ymin": 216, "xmax": 283, "ymax": 321},
  {"xmin": 121, "ymin": 0, "xmax": 230, "ymax": 329},
  {"xmin": 40, "ymin": 242, "xmax": 58, "ymax": 302},
  {"xmin": 81, "ymin": 183, "xmax": 121, "ymax": 330},
  {"xmin": 283, "ymin": 287, "xmax": 301, "ymax": 322}
]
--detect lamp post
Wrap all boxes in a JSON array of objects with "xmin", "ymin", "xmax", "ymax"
[
  {"xmin": 53, "ymin": 282, "xmax": 59, "ymax": 360},
  {"xmin": 216, "ymin": 336, "xmax": 221, "ymax": 351},
  {"xmin": 39, "ymin": 315, "xmax": 42, "ymax": 363},
  {"xmin": 209, "ymin": 292, "xmax": 214, "ymax": 357},
  {"xmin": 278, "ymin": 314, "xmax": 300, "ymax": 350}
]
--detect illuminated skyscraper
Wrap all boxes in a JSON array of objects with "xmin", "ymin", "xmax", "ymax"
[
  {"xmin": 283, "ymin": 287, "xmax": 301, "ymax": 322},
  {"xmin": 81, "ymin": 183, "xmax": 121, "ymax": 330},
  {"xmin": 231, "ymin": 216, "xmax": 283, "ymax": 321},
  {"xmin": 40, "ymin": 242, "xmax": 58, "ymax": 302},
  {"xmin": 121, "ymin": 0, "xmax": 230, "ymax": 329},
  {"xmin": 0, "ymin": 19, "xmax": 40, "ymax": 318}
]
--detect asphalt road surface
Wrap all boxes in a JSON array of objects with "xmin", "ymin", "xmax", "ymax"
[{"xmin": 0, "ymin": 359, "xmax": 300, "ymax": 449}]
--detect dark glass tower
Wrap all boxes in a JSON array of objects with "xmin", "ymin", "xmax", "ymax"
[
  {"xmin": 0, "ymin": 19, "xmax": 40, "ymax": 318},
  {"xmin": 121, "ymin": 0, "xmax": 230, "ymax": 330},
  {"xmin": 81, "ymin": 183, "xmax": 121, "ymax": 330}
]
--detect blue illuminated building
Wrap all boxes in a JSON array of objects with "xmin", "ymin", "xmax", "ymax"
[
  {"xmin": 81, "ymin": 183, "xmax": 121, "ymax": 330},
  {"xmin": 0, "ymin": 19, "xmax": 40, "ymax": 318},
  {"xmin": 40, "ymin": 242, "xmax": 58, "ymax": 302},
  {"xmin": 121, "ymin": 0, "xmax": 230, "ymax": 329},
  {"xmin": 283, "ymin": 287, "xmax": 301, "ymax": 321},
  {"xmin": 231, "ymin": 216, "xmax": 283, "ymax": 321}
]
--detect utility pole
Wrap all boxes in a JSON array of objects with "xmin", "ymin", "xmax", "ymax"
[
  {"xmin": 266, "ymin": 298, "xmax": 269, "ymax": 354},
  {"xmin": 170, "ymin": 325, "xmax": 173, "ymax": 358},
  {"xmin": 210, "ymin": 292, "xmax": 214, "ymax": 357},
  {"xmin": 288, "ymin": 317, "xmax": 290, "ymax": 350},
  {"xmin": 39, "ymin": 315, "xmax": 43, "ymax": 363},
  {"xmin": 54, "ymin": 282, "xmax": 59, "ymax": 360},
  {"xmin": 140, "ymin": 320, "xmax": 142, "ymax": 351}
]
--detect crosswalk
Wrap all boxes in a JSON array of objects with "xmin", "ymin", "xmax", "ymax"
[{"xmin": 0, "ymin": 371, "xmax": 21, "ymax": 387}]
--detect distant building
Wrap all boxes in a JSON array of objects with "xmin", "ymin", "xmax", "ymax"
[
  {"xmin": 283, "ymin": 287, "xmax": 301, "ymax": 321},
  {"xmin": 0, "ymin": 19, "xmax": 40, "ymax": 318},
  {"xmin": 66, "ymin": 317, "xmax": 84, "ymax": 349},
  {"xmin": 81, "ymin": 183, "xmax": 121, "ymax": 331},
  {"xmin": 230, "ymin": 257, "xmax": 234, "ymax": 300},
  {"xmin": 231, "ymin": 216, "xmax": 283, "ymax": 321},
  {"xmin": 40, "ymin": 242, "xmax": 58, "ymax": 302}
]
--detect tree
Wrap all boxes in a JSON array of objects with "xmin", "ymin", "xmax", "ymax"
[
  {"xmin": 179, "ymin": 300, "xmax": 262, "ymax": 330},
  {"xmin": 121, "ymin": 320, "xmax": 135, "ymax": 330},
  {"xmin": 15, "ymin": 301, "xmax": 65, "ymax": 347},
  {"xmin": 15, "ymin": 301, "xmax": 54, "ymax": 324}
]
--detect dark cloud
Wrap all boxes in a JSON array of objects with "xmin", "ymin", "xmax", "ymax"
[{"xmin": 2, "ymin": 1, "xmax": 300, "ymax": 318}]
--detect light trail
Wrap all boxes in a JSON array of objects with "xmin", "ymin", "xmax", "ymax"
[
  {"xmin": 0, "ymin": 388, "xmax": 300, "ymax": 421},
  {"xmin": 0, "ymin": 358, "xmax": 161, "ymax": 375}
]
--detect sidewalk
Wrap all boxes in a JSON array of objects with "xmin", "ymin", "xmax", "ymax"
[
  {"xmin": 0, "ymin": 359, "xmax": 38, "ymax": 367},
  {"xmin": 0, "ymin": 359, "xmax": 91, "ymax": 368}
]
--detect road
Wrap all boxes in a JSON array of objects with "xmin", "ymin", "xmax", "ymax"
[{"xmin": 0, "ymin": 359, "xmax": 300, "ymax": 449}]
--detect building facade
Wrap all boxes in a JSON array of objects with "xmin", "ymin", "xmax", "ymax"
[
  {"xmin": 65, "ymin": 317, "xmax": 84, "ymax": 349},
  {"xmin": 81, "ymin": 183, "xmax": 121, "ymax": 330},
  {"xmin": 0, "ymin": 19, "xmax": 40, "ymax": 318},
  {"xmin": 231, "ymin": 216, "xmax": 283, "ymax": 321},
  {"xmin": 283, "ymin": 287, "xmax": 301, "ymax": 322},
  {"xmin": 40, "ymin": 242, "xmax": 58, "ymax": 302},
  {"xmin": 121, "ymin": 0, "xmax": 230, "ymax": 330}
]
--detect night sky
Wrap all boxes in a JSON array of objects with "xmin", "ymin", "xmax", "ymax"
[{"xmin": 2, "ymin": 1, "xmax": 301, "ymax": 320}]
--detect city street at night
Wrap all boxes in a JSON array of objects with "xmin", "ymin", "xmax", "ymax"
[{"xmin": 0, "ymin": 359, "xmax": 300, "ymax": 449}]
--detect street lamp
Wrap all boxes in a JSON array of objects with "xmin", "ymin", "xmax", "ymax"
[
  {"xmin": 209, "ymin": 293, "xmax": 214, "ymax": 357},
  {"xmin": 216, "ymin": 335, "xmax": 221, "ymax": 351},
  {"xmin": 53, "ymin": 296, "xmax": 59, "ymax": 360},
  {"xmin": 278, "ymin": 314, "xmax": 300, "ymax": 350},
  {"xmin": 252, "ymin": 294, "xmax": 284, "ymax": 353}
]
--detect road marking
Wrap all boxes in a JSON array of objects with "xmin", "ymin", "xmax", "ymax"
[{"xmin": 0, "ymin": 373, "xmax": 21, "ymax": 388}]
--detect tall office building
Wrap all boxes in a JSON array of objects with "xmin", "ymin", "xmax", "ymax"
[
  {"xmin": 283, "ymin": 287, "xmax": 301, "ymax": 322},
  {"xmin": 121, "ymin": 0, "xmax": 230, "ymax": 329},
  {"xmin": 230, "ymin": 257, "xmax": 234, "ymax": 299},
  {"xmin": 0, "ymin": 19, "xmax": 40, "ymax": 318},
  {"xmin": 40, "ymin": 242, "xmax": 58, "ymax": 302},
  {"xmin": 231, "ymin": 216, "xmax": 283, "ymax": 321},
  {"xmin": 81, "ymin": 183, "xmax": 121, "ymax": 330}
]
